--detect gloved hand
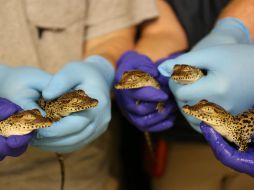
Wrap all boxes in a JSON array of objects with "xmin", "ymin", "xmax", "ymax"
[
  {"xmin": 158, "ymin": 18, "xmax": 254, "ymax": 131},
  {"xmin": 200, "ymin": 123, "xmax": 254, "ymax": 176},
  {"xmin": 31, "ymin": 56, "xmax": 114, "ymax": 153},
  {"xmin": 0, "ymin": 98, "xmax": 33, "ymax": 160},
  {"xmin": 0, "ymin": 65, "xmax": 51, "ymax": 111},
  {"xmin": 114, "ymin": 51, "xmax": 177, "ymax": 132}
]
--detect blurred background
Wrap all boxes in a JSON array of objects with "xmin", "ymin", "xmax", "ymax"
[{"xmin": 111, "ymin": 99, "xmax": 254, "ymax": 190}]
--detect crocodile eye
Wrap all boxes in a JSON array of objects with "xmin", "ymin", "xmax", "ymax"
[{"xmin": 201, "ymin": 107, "xmax": 215, "ymax": 114}]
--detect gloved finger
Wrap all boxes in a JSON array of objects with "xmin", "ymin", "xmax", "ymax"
[
  {"xmin": 8, "ymin": 145, "xmax": 28, "ymax": 157},
  {"xmin": 201, "ymin": 124, "xmax": 254, "ymax": 175},
  {"xmin": 141, "ymin": 116, "xmax": 176, "ymax": 132},
  {"xmin": 21, "ymin": 68, "xmax": 51, "ymax": 91},
  {"xmin": 129, "ymin": 103, "xmax": 176, "ymax": 128},
  {"xmin": 169, "ymin": 75, "xmax": 218, "ymax": 102},
  {"xmin": 0, "ymin": 136, "xmax": 8, "ymax": 156},
  {"xmin": 7, "ymin": 133, "xmax": 33, "ymax": 149},
  {"xmin": 116, "ymin": 52, "xmax": 158, "ymax": 81},
  {"xmin": 31, "ymin": 121, "xmax": 97, "ymax": 149},
  {"xmin": 232, "ymin": 147, "xmax": 254, "ymax": 176},
  {"xmin": 180, "ymin": 108, "xmax": 202, "ymax": 129},
  {"xmin": 20, "ymin": 100, "xmax": 46, "ymax": 116},
  {"xmin": 116, "ymin": 91, "xmax": 158, "ymax": 115},
  {"xmin": 200, "ymin": 123, "xmax": 236, "ymax": 161},
  {"xmin": 158, "ymin": 49, "xmax": 221, "ymax": 77},
  {"xmin": 126, "ymin": 101, "xmax": 157, "ymax": 116},
  {"xmin": 43, "ymin": 65, "xmax": 82, "ymax": 100},
  {"xmin": 128, "ymin": 87, "xmax": 168, "ymax": 102},
  {"xmin": 35, "ymin": 112, "xmax": 91, "ymax": 138},
  {"xmin": 0, "ymin": 136, "xmax": 27, "ymax": 159},
  {"xmin": 0, "ymin": 99, "xmax": 22, "ymax": 120}
]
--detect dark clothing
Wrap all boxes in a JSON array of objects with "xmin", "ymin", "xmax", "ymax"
[{"xmin": 166, "ymin": 0, "xmax": 229, "ymax": 47}]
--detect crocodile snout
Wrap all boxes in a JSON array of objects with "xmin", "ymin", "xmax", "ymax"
[{"xmin": 182, "ymin": 105, "xmax": 191, "ymax": 114}]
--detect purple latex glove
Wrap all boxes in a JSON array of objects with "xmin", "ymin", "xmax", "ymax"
[
  {"xmin": 114, "ymin": 51, "xmax": 177, "ymax": 132},
  {"xmin": 0, "ymin": 98, "xmax": 33, "ymax": 160},
  {"xmin": 200, "ymin": 123, "xmax": 254, "ymax": 176}
]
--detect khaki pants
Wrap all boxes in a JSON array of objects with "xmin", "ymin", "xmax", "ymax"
[
  {"xmin": 0, "ymin": 130, "xmax": 118, "ymax": 190},
  {"xmin": 153, "ymin": 143, "xmax": 254, "ymax": 190}
]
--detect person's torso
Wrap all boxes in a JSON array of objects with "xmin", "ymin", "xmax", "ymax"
[{"xmin": 0, "ymin": 0, "xmax": 86, "ymax": 73}]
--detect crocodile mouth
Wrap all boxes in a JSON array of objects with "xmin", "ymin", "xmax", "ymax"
[
  {"xmin": 182, "ymin": 105, "xmax": 192, "ymax": 114},
  {"xmin": 182, "ymin": 105, "xmax": 206, "ymax": 120}
]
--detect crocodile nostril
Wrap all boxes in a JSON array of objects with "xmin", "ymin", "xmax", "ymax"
[{"xmin": 201, "ymin": 69, "xmax": 207, "ymax": 76}]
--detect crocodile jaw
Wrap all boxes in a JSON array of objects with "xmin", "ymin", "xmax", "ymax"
[
  {"xmin": 1, "ymin": 128, "xmax": 34, "ymax": 137},
  {"xmin": 182, "ymin": 105, "xmax": 230, "ymax": 137},
  {"xmin": 114, "ymin": 70, "xmax": 160, "ymax": 90}
]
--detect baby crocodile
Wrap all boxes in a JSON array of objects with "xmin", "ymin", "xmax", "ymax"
[
  {"xmin": 38, "ymin": 90, "xmax": 98, "ymax": 122},
  {"xmin": 0, "ymin": 90, "xmax": 98, "ymax": 137},
  {"xmin": 38, "ymin": 89, "xmax": 98, "ymax": 190},
  {"xmin": 115, "ymin": 70, "xmax": 164, "ymax": 112},
  {"xmin": 0, "ymin": 90, "xmax": 98, "ymax": 190},
  {"xmin": 115, "ymin": 70, "xmax": 163, "ymax": 160},
  {"xmin": 171, "ymin": 64, "xmax": 204, "ymax": 84},
  {"xmin": 171, "ymin": 65, "xmax": 254, "ymax": 151},
  {"xmin": 0, "ymin": 109, "xmax": 52, "ymax": 137},
  {"xmin": 115, "ymin": 70, "xmax": 160, "ymax": 90},
  {"xmin": 182, "ymin": 100, "xmax": 254, "ymax": 151}
]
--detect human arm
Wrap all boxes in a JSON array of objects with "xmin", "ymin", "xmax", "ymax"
[
  {"xmin": 84, "ymin": 27, "xmax": 136, "ymax": 67},
  {"xmin": 219, "ymin": 0, "xmax": 254, "ymax": 41},
  {"xmin": 31, "ymin": 26, "xmax": 136, "ymax": 152},
  {"xmin": 114, "ymin": 0, "xmax": 187, "ymax": 131},
  {"xmin": 135, "ymin": 0, "xmax": 187, "ymax": 61},
  {"xmin": 158, "ymin": 0, "xmax": 254, "ymax": 131}
]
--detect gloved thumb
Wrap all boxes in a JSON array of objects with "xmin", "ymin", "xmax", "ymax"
[
  {"xmin": 42, "ymin": 66, "xmax": 81, "ymax": 100},
  {"xmin": 158, "ymin": 51, "xmax": 210, "ymax": 77},
  {"xmin": 7, "ymin": 133, "xmax": 33, "ymax": 149}
]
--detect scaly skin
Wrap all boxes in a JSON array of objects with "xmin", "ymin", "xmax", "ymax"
[
  {"xmin": 0, "ymin": 90, "xmax": 98, "ymax": 137},
  {"xmin": 0, "ymin": 109, "xmax": 52, "ymax": 137},
  {"xmin": 170, "ymin": 64, "xmax": 254, "ymax": 151},
  {"xmin": 37, "ymin": 90, "xmax": 99, "ymax": 190},
  {"xmin": 114, "ymin": 70, "xmax": 164, "ymax": 112},
  {"xmin": 116, "ymin": 65, "xmax": 254, "ymax": 151},
  {"xmin": 171, "ymin": 64, "xmax": 204, "ymax": 84},
  {"xmin": 182, "ymin": 100, "xmax": 254, "ymax": 151},
  {"xmin": 115, "ymin": 70, "xmax": 160, "ymax": 90},
  {"xmin": 0, "ymin": 90, "xmax": 98, "ymax": 190},
  {"xmin": 38, "ymin": 90, "xmax": 98, "ymax": 122},
  {"xmin": 115, "ymin": 70, "xmax": 161, "ymax": 158}
]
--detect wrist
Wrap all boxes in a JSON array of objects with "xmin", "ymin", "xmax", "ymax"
[
  {"xmin": 213, "ymin": 18, "xmax": 252, "ymax": 44},
  {"xmin": 219, "ymin": 0, "xmax": 254, "ymax": 42},
  {"xmin": 84, "ymin": 55, "xmax": 115, "ymax": 88}
]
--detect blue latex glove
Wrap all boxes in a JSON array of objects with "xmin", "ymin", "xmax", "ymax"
[
  {"xmin": 0, "ymin": 98, "xmax": 33, "ymax": 160},
  {"xmin": 31, "ymin": 56, "xmax": 114, "ymax": 153},
  {"xmin": 158, "ymin": 18, "xmax": 254, "ymax": 131},
  {"xmin": 114, "ymin": 51, "xmax": 177, "ymax": 132},
  {"xmin": 201, "ymin": 123, "xmax": 254, "ymax": 176},
  {"xmin": 0, "ymin": 65, "xmax": 51, "ymax": 111}
]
